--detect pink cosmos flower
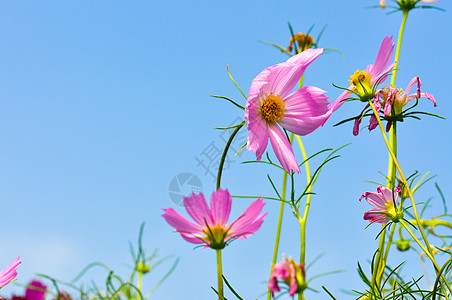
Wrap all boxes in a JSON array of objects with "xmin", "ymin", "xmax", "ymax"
[
  {"xmin": 245, "ymin": 48, "xmax": 334, "ymax": 173},
  {"xmin": 25, "ymin": 280, "xmax": 47, "ymax": 300},
  {"xmin": 0, "ymin": 257, "xmax": 20, "ymax": 288},
  {"xmin": 359, "ymin": 186, "xmax": 403, "ymax": 223},
  {"xmin": 268, "ymin": 257, "xmax": 306, "ymax": 298},
  {"xmin": 331, "ymin": 36, "xmax": 395, "ymax": 114},
  {"xmin": 162, "ymin": 188, "xmax": 267, "ymax": 249}
]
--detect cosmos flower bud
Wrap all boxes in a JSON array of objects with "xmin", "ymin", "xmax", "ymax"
[
  {"xmin": 396, "ymin": 239, "xmax": 411, "ymax": 251},
  {"xmin": 268, "ymin": 257, "xmax": 307, "ymax": 298},
  {"xmin": 287, "ymin": 32, "xmax": 315, "ymax": 52},
  {"xmin": 136, "ymin": 261, "xmax": 150, "ymax": 274}
]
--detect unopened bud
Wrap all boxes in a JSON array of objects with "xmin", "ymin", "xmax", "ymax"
[
  {"xmin": 136, "ymin": 261, "xmax": 150, "ymax": 274},
  {"xmin": 396, "ymin": 239, "xmax": 411, "ymax": 251}
]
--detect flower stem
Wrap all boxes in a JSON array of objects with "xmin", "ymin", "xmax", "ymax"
[
  {"xmin": 371, "ymin": 229, "xmax": 386, "ymax": 291},
  {"xmin": 216, "ymin": 123, "xmax": 244, "ymax": 190},
  {"xmin": 400, "ymin": 221, "xmax": 452, "ymax": 298},
  {"xmin": 367, "ymin": 100, "xmax": 451, "ymax": 294},
  {"xmin": 295, "ymin": 135, "xmax": 312, "ymax": 265},
  {"xmin": 267, "ymin": 135, "xmax": 291, "ymax": 300},
  {"xmin": 386, "ymin": 122, "xmax": 397, "ymax": 189},
  {"xmin": 295, "ymin": 136, "xmax": 312, "ymax": 300},
  {"xmin": 216, "ymin": 249, "xmax": 224, "ymax": 300},
  {"xmin": 376, "ymin": 223, "xmax": 396, "ymax": 285},
  {"xmin": 137, "ymin": 271, "xmax": 143, "ymax": 294},
  {"xmin": 372, "ymin": 122, "xmax": 398, "ymax": 289},
  {"xmin": 390, "ymin": 10, "xmax": 409, "ymax": 87}
]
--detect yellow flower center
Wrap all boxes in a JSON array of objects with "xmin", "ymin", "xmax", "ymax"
[
  {"xmin": 288, "ymin": 32, "xmax": 315, "ymax": 52},
  {"xmin": 260, "ymin": 94, "xmax": 285, "ymax": 123},
  {"xmin": 202, "ymin": 225, "xmax": 229, "ymax": 249},
  {"xmin": 384, "ymin": 201, "xmax": 396, "ymax": 217},
  {"xmin": 349, "ymin": 70, "xmax": 373, "ymax": 100}
]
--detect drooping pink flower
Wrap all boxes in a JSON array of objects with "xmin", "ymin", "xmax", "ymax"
[
  {"xmin": 353, "ymin": 76, "xmax": 437, "ymax": 135},
  {"xmin": 162, "ymin": 188, "xmax": 267, "ymax": 249},
  {"xmin": 0, "ymin": 257, "xmax": 20, "ymax": 289},
  {"xmin": 25, "ymin": 280, "xmax": 47, "ymax": 300},
  {"xmin": 245, "ymin": 48, "xmax": 334, "ymax": 173},
  {"xmin": 378, "ymin": 76, "xmax": 436, "ymax": 121},
  {"xmin": 330, "ymin": 36, "xmax": 395, "ymax": 113},
  {"xmin": 268, "ymin": 257, "xmax": 306, "ymax": 298},
  {"xmin": 359, "ymin": 186, "xmax": 403, "ymax": 223}
]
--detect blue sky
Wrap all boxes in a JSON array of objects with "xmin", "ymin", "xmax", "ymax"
[{"xmin": 0, "ymin": 1, "xmax": 451, "ymax": 299}]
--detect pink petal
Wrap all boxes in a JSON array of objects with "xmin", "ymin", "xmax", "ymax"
[
  {"xmin": 368, "ymin": 36, "xmax": 395, "ymax": 80},
  {"xmin": 371, "ymin": 61, "xmax": 395, "ymax": 86},
  {"xmin": 247, "ymin": 67, "xmax": 271, "ymax": 102},
  {"xmin": 289, "ymin": 263, "xmax": 298, "ymax": 296},
  {"xmin": 0, "ymin": 257, "xmax": 20, "ymax": 287},
  {"xmin": 229, "ymin": 198, "xmax": 266, "ymax": 238},
  {"xmin": 377, "ymin": 186, "xmax": 398, "ymax": 204},
  {"xmin": 272, "ymin": 259, "xmax": 291, "ymax": 278},
  {"xmin": 384, "ymin": 98, "xmax": 392, "ymax": 117},
  {"xmin": 421, "ymin": 92, "xmax": 437, "ymax": 106},
  {"xmin": 283, "ymin": 86, "xmax": 330, "ymax": 115},
  {"xmin": 353, "ymin": 118, "xmax": 361, "ymax": 136},
  {"xmin": 162, "ymin": 208, "xmax": 202, "ymax": 234},
  {"xmin": 277, "ymin": 86, "xmax": 331, "ymax": 135},
  {"xmin": 407, "ymin": 92, "xmax": 437, "ymax": 107},
  {"xmin": 231, "ymin": 214, "xmax": 266, "ymax": 239},
  {"xmin": 360, "ymin": 192, "xmax": 386, "ymax": 209},
  {"xmin": 329, "ymin": 90, "xmax": 351, "ymax": 112},
  {"xmin": 179, "ymin": 233, "xmax": 204, "ymax": 244},
  {"xmin": 268, "ymin": 124, "xmax": 300, "ymax": 173},
  {"xmin": 386, "ymin": 121, "xmax": 392, "ymax": 132},
  {"xmin": 364, "ymin": 209, "xmax": 389, "ymax": 224},
  {"xmin": 402, "ymin": 77, "xmax": 421, "ymax": 99},
  {"xmin": 183, "ymin": 193, "xmax": 214, "ymax": 226},
  {"xmin": 25, "ymin": 280, "xmax": 47, "ymax": 300},
  {"xmin": 268, "ymin": 278, "xmax": 280, "ymax": 294},
  {"xmin": 265, "ymin": 48, "xmax": 323, "ymax": 99},
  {"xmin": 210, "ymin": 188, "xmax": 231, "ymax": 226},
  {"xmin": 246, "ymin": 116, "xmax": 269, "ymax": 161},
  {"xmin": 368, "ymin": 115, "xmax": 378, "ymax": 131}
]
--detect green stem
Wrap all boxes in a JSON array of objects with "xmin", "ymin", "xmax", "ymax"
[
  {"xmin": 400, "ymin": 221, "xmax": 452, "ymax": 298},
  {"xmin": 295, "ymin": 135, "xmax": 312, "ymax": 265},
  {"xmin": 371, "ymin": 230, "xmax": 386, "ymax": 291},
  {"xmin": 372, "ymin": 11, "xmax": 407, "ymax": 293},
  {"xmin": 217, "ymin": 249, "xmax": 224, "ymax": 300},
  {"xmin": 417, "ymin": 219, "xmax": 452, "ymax": 229},
  {"xmin": 386, "ymin": 122, "xmax": 397, "ymax": 189},
  {"xmin": 295, "ymin": 136, "xmax": 312, "ymax": 300},
  {"xmin": 137, "ymin": 271, "xmax": 143, "ymax": 294},
  {"xmin": 390, "ymin": 10, "xmax": 409, "ymax": 87},
  {"xmin": 373, "ymin": 123, "xmax": 397, "ymax": 289},
  {"xmin": 216, "ymin": 123, "xmax": 244, "ymax": 190},
  {"xmin": 368, "ymin": 100, "xmax": 450, "ymax": 294},
  {"xmin": 267, "ymin": 135, "xmax": 292, "ymax": 300},
  {"xmin": 376, "ymin": 224, "xmax": 396, "ymax": 285}
]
